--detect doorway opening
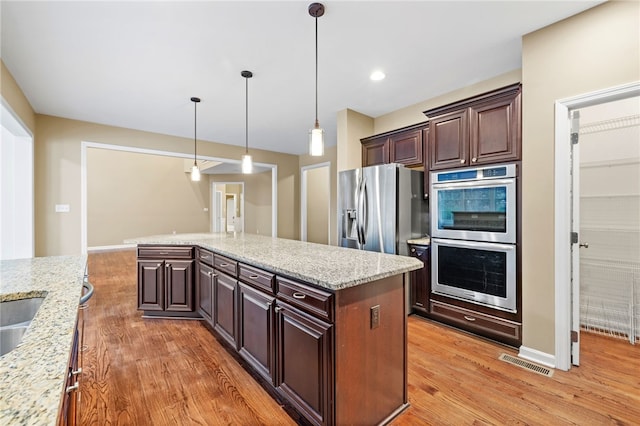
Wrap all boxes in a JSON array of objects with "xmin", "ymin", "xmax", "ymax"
[
  {"xmin": 0, "ymin": 100, "xmax": 34, "ymax": 259},
  {"xmin": 554, "ymin": 81, "xmax": 640, "ymax": 370},
  {"xmin": 211, "ymin": 182, "xmax": 244, "ymax": 233}
]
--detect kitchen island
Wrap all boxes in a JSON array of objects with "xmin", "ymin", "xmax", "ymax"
[
  {"xmin": 127, "ymin": 232, "xmax": 422, "ymax": 426},
  {"xmin": 0, "ymin": 255, "xmax": 87, "ymax": 426}
]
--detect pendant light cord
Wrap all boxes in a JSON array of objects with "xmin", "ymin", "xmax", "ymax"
[
  {"xmin": 193, "ymin": 101, "xmax": 197, "ymax": 164},
  {"xmin": 314, "ymin": 14, "xmax": 319, "ymax": 127},
  {"xmin": 245, "ymin": 76, "xmax": 249, "ymax": 154}
]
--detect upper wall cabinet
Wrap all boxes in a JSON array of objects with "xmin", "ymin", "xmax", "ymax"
[
  {"xmin": 361, "ymin": 121, "xmax": 428, "ymax": 168},
  {"xmin": 425, "ymin": 84, "xmax": 522, "ymax": 170}
]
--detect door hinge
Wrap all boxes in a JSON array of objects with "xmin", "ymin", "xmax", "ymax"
[
  {"xmin": 571, "ymin": 232, "xmax": 579, "ymax": 244},
  {"xmin": 571, "ymin": 330, "xmax": 579, "ymax": 343},
  {"xmin": 571, "ymin": 110, "xmax": 580, "ymax": 145},
  {"xmin": 571, "ymin": 132, "xmax": 579, "ymax": 145}
]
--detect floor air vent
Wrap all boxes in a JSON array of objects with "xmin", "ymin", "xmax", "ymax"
[{"xmin": 498, "ymin": 353, "xmax": 554, "ymax": 377}]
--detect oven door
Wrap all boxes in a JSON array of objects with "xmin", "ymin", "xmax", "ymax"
[
  {"xmin": 431, "ymin": 238, "xmax": 516, "ymax": 313},
  {"xmin": 431, "ymin": 177, "xmax": 516, "ymax": 243}
]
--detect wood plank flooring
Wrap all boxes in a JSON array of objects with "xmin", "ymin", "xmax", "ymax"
[{"xmin": 80, "ymin": 250, "xmax": 640, "ymax": 425}]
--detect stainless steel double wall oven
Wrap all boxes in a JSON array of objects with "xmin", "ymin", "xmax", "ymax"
[{"xmin": 431, "ymin": 163, "xmax": 518, "ymax": 312}]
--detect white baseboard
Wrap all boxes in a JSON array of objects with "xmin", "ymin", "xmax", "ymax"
[
  {"xmin": 87, "ymin": 244, "xmax": 136, "ymax": 253},
  {"xmin": 518, "ymin": 346, "xmax": 556, "ymax": 369}
]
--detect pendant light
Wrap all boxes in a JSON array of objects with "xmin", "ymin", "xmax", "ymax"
[
  {"xmin": 308, "ymin": 2, "xmax": 325, "ymax": 157},
  {"xmin": 190, "ymin": 96, "xmax": 201, "ymax": 182},
  {"xmin": 241, "ymin": 70, "xmax": 253, "ymax": 174}
]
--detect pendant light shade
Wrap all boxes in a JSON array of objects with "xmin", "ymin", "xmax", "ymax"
[
  {"xmin": 241, "ymin": 70, "xmax": 253, "ymax": 174},
  {"xmin": 190, "ymin": 97, "xmax": 201, "ymax": 182},
  {"xmin": 308, "ymin": 2, "xmax": 325, "ymax": 157}
]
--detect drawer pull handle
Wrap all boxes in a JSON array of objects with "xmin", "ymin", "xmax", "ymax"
[
  {"xmin": 220, "ymin": 263, "xmax": 230, "ymax": 267},
  {"xmin": 463, "ymin": 315, "xmax": 476, "ymax": 322},
  {"xmin": 249, "ymin": 274, "xmax": 260, "ymax": 279},
  {"xmin": 66, "ymin": 382, "xmax": 79, "ymax": 393},
  {"xmin": 159, "ymin": 252, "xmax": 169, "ymax": 255},
  {"xmin": 157, "ymin": 263, "xmax": 161, "ymax": 267},
  {"xmin": 292, "ymin": 292, "xmax": 306, "ymax": 300},
  {"xmin": 72, "ymin": 368, "xmax": 82, "ymax": 376},
  {"xmin": 200, "ymin": 255, "xmax": 209, "ymax": 259}
]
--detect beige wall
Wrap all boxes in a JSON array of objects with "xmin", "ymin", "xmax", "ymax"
[
  {"xmin": 336, "ymin": 108, "xmax": 373, "ymax": 172},
  {"xmin": 34, "ymin": 114, "xmax": 300, "ymax": 256},
  {"xmin": 87, "ymin": 149, "xmax": 209, "ymax": 247},
  {"xmin": 1, "ymin": 60, "xmax": 36, "ymax": 133},
  {"xmin": 521, "ymin": 0, "xmax": 640, "ymax": 354}
]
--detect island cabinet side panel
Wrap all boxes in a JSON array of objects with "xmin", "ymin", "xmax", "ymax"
[{"xmin": 334, "ymin": 274, "xmax": 408, "ymax": 425}]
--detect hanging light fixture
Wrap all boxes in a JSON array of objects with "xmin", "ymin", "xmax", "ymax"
[
  {"xmin": 190, "ymin": 96, "xmax": 201, "ymax": 182},
  {"xmin": 241, "ymin": 70, "xmax": 253, "ymax": 174},
  {"xmin": 308, "ymin": 2, "xmax": 325, "ymax": 156}
]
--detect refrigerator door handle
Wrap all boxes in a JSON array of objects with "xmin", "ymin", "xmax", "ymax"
[{"xmin": 359, "ymin": 177, "xmax": 368, "ymax": 246}]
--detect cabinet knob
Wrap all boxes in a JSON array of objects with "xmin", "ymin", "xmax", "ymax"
[
  {"xmin": 460, "ymin": 159, "xmax": 465, "ymax": 164},
  {"xmin": 275, "ymin": 306, "xmax": 283, "ymax": 313},
  {"xmin": 410, "ymin": 248, "xmax": 416, "ymax": 253},
  {"xmin": 157, "ymin": 263, "xmax": 161, "ymax": 267},
  {"xmin": 471, "ymin": 157, "xmax": 477, "ymax": 163}
]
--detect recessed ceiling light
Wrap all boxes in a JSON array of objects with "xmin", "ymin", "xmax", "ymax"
[{"xmin": 370, "ymin": 70, "xmax": 386, "ymax": 81}]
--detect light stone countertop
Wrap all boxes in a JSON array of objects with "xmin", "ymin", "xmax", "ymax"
[
  {"xmin": 407, "ymin": 236, "xmax": 431, "ymax": 246},
  {"xmin": 126, "ymin": 232, "xmax": 423, "ymax": 290},
  {"xmin": 0, "ymin": 255, "xmax": 88, "ymax": 426}
]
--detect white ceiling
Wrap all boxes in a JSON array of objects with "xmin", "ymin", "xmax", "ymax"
[{"xmin": 1, "ymin": 1, "xmax": 604, "ymax": 156}]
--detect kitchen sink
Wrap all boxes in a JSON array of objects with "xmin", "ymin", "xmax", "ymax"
[{"xmin": 0, "ymin": 297, "xmax": 45, "ymax": 356}]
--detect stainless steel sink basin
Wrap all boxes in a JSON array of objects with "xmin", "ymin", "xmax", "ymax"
[
  {"xmin": 0, "ymin": 297, "xmax": 44, "ymax": 327},
  {"xmin": 0, "ymin": 297, "xmax": 45, "ymax": 356},
  {"xmin": 0, "ymin": 326, "xmax": 29, "ymax": 356}
]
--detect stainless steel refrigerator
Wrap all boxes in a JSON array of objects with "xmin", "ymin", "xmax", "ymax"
[{"xmin": 339, "ymin": 163, "xmax": 428, "ymax": 256}]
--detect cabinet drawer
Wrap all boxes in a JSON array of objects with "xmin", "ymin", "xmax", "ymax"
[
  {"xmin": 214, "ymin": 254, "xmax": 238, "ymax": 277},
  {"xmin": 197, "ymin": 248, "xmax": 214, "ymax": 266},
  {"xmin": 239, "ymin": 263, "xmax": 275, "ymax": 295},
  {"xmin": 430, "ymin": 300, "xmax": 521, "ymax": 342},
  {"xmin": 276, "ymin": 277, "xmax": 334, "ymax": 323},
  {"xmin": 137, "ymin": 246, "xmax": 193, "ymax": 259}
]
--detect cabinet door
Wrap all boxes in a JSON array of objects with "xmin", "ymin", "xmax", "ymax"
[
  {"xmin": 422, "ymin": 127, "xmax": 430, "ymax": 199},
  {"xmin": 429, "ymin": 109, "xmax": 469, "ymax": 170},
  {"xmin": 238, "ymin": 283, "xmax": 275, "ymax": 384},
  {"xmin": 469, "ymin": 91, "xmax": 521, "ymax": 165},
  {"xmin": 389, "ymin": 129, "xmax": 423, "ymax": 166},
  {"xmin": 276, "ymin": 302, "xmax": 332, "ymax": 426},
  {"xmin": 362, "ymin": 138, "xmax": 389, "ymax": 167},
  {"xmin": 214, "ymin": 272, "xmax": 237, "ymax": 347},
  {"xmin": 137, "ymin": 260, "xmax": 164, "ymax": 311},
  {"xmin": 409, "ymin": 245, "xmax": 430, "ymax": 313},
  {"xmin": 197, "ymin": 262, "xmax": 215, "ymax": 323},
  {"xmin": 165, "ymin": 260, "xmax": 194, "ymax": 312}
]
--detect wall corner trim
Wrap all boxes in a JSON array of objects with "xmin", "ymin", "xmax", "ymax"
[{"xmin": 518, "ymin": 346, "xmax": 556, "ymax": 369}]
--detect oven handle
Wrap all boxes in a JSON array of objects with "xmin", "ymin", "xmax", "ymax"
[
  {"xmin": 432, "ymin": 178, "xmax": 515, "ymax": 190},
  {"xmin": 431, "ymin": 238, "xmax": 516, "ymax": 251}
]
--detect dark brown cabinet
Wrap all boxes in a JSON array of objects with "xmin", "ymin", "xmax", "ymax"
[
  {"xmin": 213, "ymin": 269, "xmax": 237, "ymax": 347},
  {"xmin": 361, "ymin": 137, "xmax": 389, "ymax": 166},
  {"xmin": 154, "ymin": 243, "xmax": 407, "ymax": 426},
  {"xmin": 58, "ymin": 321, "xmax": 80, "ymax": 426},
  {"xmin": 361, "ymin": 122, "xmax": 428, "ymax": 168},
  {"xmin": 275, "ymin": 301, "xmax": 333, "ymax": 426},
  {"xmin": 408, "ymin": 244, "xmax": 430, "ymax": 314},
  {"xmin": 137, "ymin": 246, "xmax": 195, "ymax": 316},
  {"xmin": 237, "ymin": 263, "xmax": 276, "ymax": 384},
  {"xmin": 197, "ymin": 261, "xmax": 214, "ymax": 323},
  {"xmin": 425, "ymin": 84, "xmax": 521, "ymax": 170},
  {"xmin": 196, "ymin": 248, "xmax": 215, "ymax": 324}
]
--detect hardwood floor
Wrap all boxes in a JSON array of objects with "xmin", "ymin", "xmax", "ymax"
[{"xmin": 80, "ymin": 250, "xmax": 640, "ymax": 425}]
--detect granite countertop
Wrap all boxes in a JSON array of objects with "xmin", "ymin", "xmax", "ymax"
[
  {"xmin": 407, "ymin": 236, "xmax": 431, "ymax": 246},
  {"xmin": 0, "ymin": 255, "xmax": 88, "ymax": 426},
  {"xmin": 126, "ymin": 233, "xmax": 423, "ymax": 290}
]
